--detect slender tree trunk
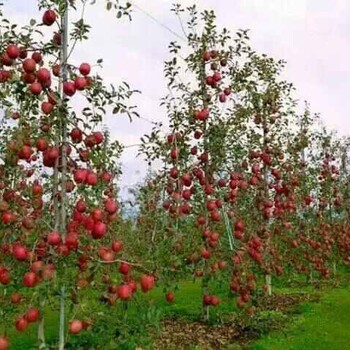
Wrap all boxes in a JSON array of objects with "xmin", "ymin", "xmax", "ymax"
[
  {"xmin": 58, "ymin": 285, "xmax": 66, "ymax": 350},
  {"xmin": 265, "ymin": 274, "xmax": 272, "ymax": 296},
  {"xmin": 58, "ymin": 3, "xmax": 69, "ymax": 349},
  {"xmin": 38, "ymin": 299, "xmax": 46, "ymax": 349},
  {"xmin": 263, "ymin": 119, "xmax": 272, "ymax": 297},
  {"xmin": 200, "ymin": 46, "xmax": 210, "ymax": 322}
]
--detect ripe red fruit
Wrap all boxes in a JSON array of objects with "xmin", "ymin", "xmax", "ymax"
[
  {"xmin": 206, "ymin": 201, "xmax": 216, "ymax": 211},
  {"xmin": 219, "ymin": 92, "xmax": 226, "ymax": 103},
  {"xmin": 201, "ymin": 248, "xmax": 211, "ymax": 260},
  {"xmin": 170, "ymin": 148, "xmax": 179, "ymax": 160},
  {"xmin": 29, "ymin": 82, "xmax": 43, "ymax": 95},
  {"xmin": 74, "ymin": 77, "xmax": 87, "ymax": 90},
  {"xmin": 92, "ymin": 221, "xmax": 106, "ymax": 239},
  {"xmin": 165, "ymin": 291, "xmax": 175, "ymax": 303},
  {"xmin": 211, "ymin": 296, "xmax": 220, "ymax": 306},
  {"xmin": 31, "ymin": 261, "xmax": 45, "ymax": 274},
  {"xmin": 182, "ymin": 189, "xmax": 191, "ymax": 200},
  {"xmin": 0, "ymin": 270, "xmax": 10, "ymax": 285},
  {"xmin": 13, "ymin": 244, "xmax": 28, "ymax": 261},
  {"xmin": 213, "ymin": 72, "xmax": 221, "ymax": 82},
  {"xmin": 22, "ymin": 72, "xmax": 36, "ymax": 84},
  {"xmin": 52, "ymin": 64, "xmax": 60, "ymax": 77},
  {"xmin": 70, "ymin": 128, "xmax": 83, "ymax": 143},
  {"xmin": 19, "ymin": 47, "xmax": 27, "ymax": 59},
  {"xmin": 117, "ymin": 284, "xmax": 132, "ymax": 300},
  {"xmin": 100, "ymin": 249, "xmax": 115, "ymax": 262},
  {"xmin": 31, "ymin": 52, "xmax": 42, "ymax": 63},
  {"xmin": 37, "ymin": 68, "xmax": 50, "ymax": 83},
  {"xmin": 140, "ymin": 275, "xmax": 155, "ymax": 293},
  {"xmin": 203, "ymin": 294, "xmax": 212, "ymax": 306},
  {"xmin": 1, "ymin": 53, "xmax": 13, "ymax": 66},
  {"xmin": 41, "ymin": 102, "xmax": 54, "ymax": 115},
  {"xmin": 6, "ymin": 44, "xmax": 20, "ymax": 59},
  {"xmin": 22, "ymin": 58, "xmax": 36, "ymax": 73},
  {"xmin": 42, "ymin": 9, "xmax": 56, "ymax": 26},
  {"xmin": 75, "ymin": 199, "xmax": 86, "ymax": 213},
  {"xmin": 210, "ymin": 210, "xmax": 221, "ymax": 222},
  {"xmin": 47, "ymin": 231, "xmax": 61, "ymax": 246},
  {"xmin": 195, "ymin": 108, "xmax": 209, "ymax": 121},
  {"xmin": 119, "ymin": 262, "xmax": 130, "ymax": 275},
  {"xmin": 15, "ymin": 317, "xmax": 29, "ymax": 332},
  {"xmin": 104, "ymin": 199, "xmax": 118, "ymax": 214},
  {"xmin": 79, "ymin": 63, "xmax": 91, "ymax": 76},
  {"xmin": 0, "ymin": 336, "xmax": 9, "ymax": 350},
  {"xmin": 47, "ymin": 147, "xmax": 59, "ymax": 160},
  {"xmin": 86, "ymin": 172, "xmax": 98, "ymax": 186},
  {"xmin": 224, "ymin": 87, "xmax": 231, "ymax": 96},
  {"xmin": 11, "ymin": 292, "xmax": 22, "ymax": 304},
  {"xmin": 169, "ymin": 167, "xmax": 178, "ymax": 179},
  {"xmin": 128, "ymin": 280, "xmax": 137, "ymax": 293},
  {"xmin": 74, "ymin": 169, "xmax": 88, "ymax": 183},
  {"xmin": 36, "ymin": 138, "xmax": 48, "ymax": 152},
  {"xmin": 93, "ymin": 131, "xmax": 104, "ymax": 145},
  {"xmin": 234, "ymin": 220, "xmax": 245, "ymax": 231},
  {"xmin": 26, "ymin": 308, "xmax": 40, "ymax": 323},
  {"xmin": 203, "ymin": 51, "xmax": 211, "ymax": 61},
  {"xmin": 111, "ymin": 240, "xmax": 123, "ymax": 253},
  {"xmin": 63, "ymin": 81, "xmax": 76, "ymax": 96},
  {"xmin": 69, "ymin": 320, "xmax": 83, "ymax": 334},
  {"xmin": 206, "ymin": 76, "xmax": 214, "ymax": 86},
  {"xmin": 23, "ymin": 271, "xmax": 38, "ymax": 288},
  {"xmin": 18, "ymin": 145, "xmax": 32, "ymax": 160},
  {"xmin": 91, "ymin": 208, "xmax": 104, "ymax": 221}
]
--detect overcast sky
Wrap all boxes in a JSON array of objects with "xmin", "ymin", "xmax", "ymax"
[{"xmin": 4, "ymin": 0, "xmax": 350, "ymax": 197}]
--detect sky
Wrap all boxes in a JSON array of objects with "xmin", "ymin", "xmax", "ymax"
[{"xmin": 3, "ymin": 0, "xmax": 350, "ymax": 198}]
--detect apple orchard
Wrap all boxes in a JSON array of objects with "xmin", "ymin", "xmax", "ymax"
[{"xmin": 0, "ymin": 1, "xmax": 349, "ymax": 349}]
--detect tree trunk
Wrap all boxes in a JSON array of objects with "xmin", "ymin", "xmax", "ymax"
[
  {"xmin": 58, "ymin": 2, "xmax": 69, "ymax": 349},
  {"xmin": 38, "ymin": 299, "xmax": 46, "ymax": 349}
]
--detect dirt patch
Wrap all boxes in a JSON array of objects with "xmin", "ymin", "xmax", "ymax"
[
  {"xmin": 254, "ymin": 292, "xmax": 319, "ymax": 312},
  {"xmin": 153, "ymin": 292, "xmax": 319, "ymax": 350}
]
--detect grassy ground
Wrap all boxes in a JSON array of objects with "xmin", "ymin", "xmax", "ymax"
[
  {"xmin": 250, "ymin": 286, "xmax": 350, "ymax": 350},
  {"xmin": 4, "ymin": 280, "xmax": 350, "ymax": 349}
]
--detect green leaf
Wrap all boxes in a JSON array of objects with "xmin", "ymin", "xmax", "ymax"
[{"xmin": 29, "ymin": 18, "xmax": 36, "ymax": 26}]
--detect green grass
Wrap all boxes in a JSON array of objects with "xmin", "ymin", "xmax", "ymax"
[
  {"xmin": 4, "ymin": 279, "xmax": 238, "ymax": 349},
  {"xmin": 250, "ymin": 286, "xmax": 350, "ymax": 350},
  {"xmin": 5, "ymin": 280, "xmax": 350, "ymax": 349}
]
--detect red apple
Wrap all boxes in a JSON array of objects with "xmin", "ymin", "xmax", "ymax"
[
  {"xmin": 79, "ymin": 63, "xmax": 91, "ymax": 76},
  {"xmin": 117, "ymin": 284, "xmax": 132, "ymax": 300},
  {"xmin": 23, "ymin": 271, "xmax": 38, "ymax": 288},
  {"xmin": 29, "ymin": 82, "xmax": 43, "ymax": 95},
  {"xmin": 6, "ymin": 44, "xmax": 20, "ymax": 59},
  {"xmin": 26, "ymin": 308, "xmax": 40, "ymax": 323},
  {"xmin": 111, "ymin": 240, "xmax": 123, "ymax": 253},
  {"xmin": 165, "ymin": 291, "xmax": 175, "ymax": 303},
  {"xmin": 15, "ymin": 317, "xmax": 28, "ymax": 332},
  {"xmin": 69, "ymin": 320, "xmax": 83, "ymax": 334},
  {"xmin": 140, "ymin": 274, "xmax": 155, "ymax": 293},
  {"xmin": 0, "ymin": 336, "xmax": 9, "ymax": 350},
  {"xmin": 47, "ymin": 231, "xmax": 61, "ymax": 246},
  {"xmin": 63, "ymin": 81, "xmax": 76, "ymax": 96},
  {"xmin": 91, "ymin": 221, "xmax": 106, "ymax": 239},
  {"xmin": 74, "ymin": 77, "xmax": 87, "ymax": 90},
  {"xmin": 42, "ymin": 9, "xmax": 56, "ymax": 26}
]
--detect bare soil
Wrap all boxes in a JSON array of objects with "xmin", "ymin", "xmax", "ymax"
[{"xmin": 153, "ymin": 292, "xmax": 319, "ymax": 350}]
